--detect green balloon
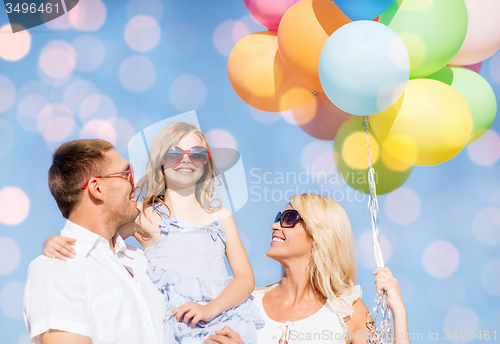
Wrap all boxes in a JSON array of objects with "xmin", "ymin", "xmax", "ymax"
[
  {"xmin": 379, "ymin": 0, "xmax": 468, "ymax": 78},
  {"xmin": 333, "ymin": 116, "xmax": 413, "ymax": 195},
  {"xmin": 424, "ymin": 66, "xmax": 497, "ymax": 143}
]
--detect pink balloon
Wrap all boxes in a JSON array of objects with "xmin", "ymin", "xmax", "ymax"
[
  {"xmin": 291, "ymin": 92, "xmax": 352, "ymax": 140},
  {"xmin": 463, "ymin": 62, "xmax": 482, "ymax": 73},
  {"xmin": 243, "ymin": 0, "xmax": 301, "ymax": 32},
  {"xmin": 449, "ymin": 0, "xmax": 500, "ymax": 65}
]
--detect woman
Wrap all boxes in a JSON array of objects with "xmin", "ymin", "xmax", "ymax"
[{"xmin": 205, "ymin": 193, "xmax": 410, "ymax": 344}]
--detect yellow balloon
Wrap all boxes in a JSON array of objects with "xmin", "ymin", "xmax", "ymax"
[{"xmin": 369, "ymin": 79, "xmax": 472, "ymax": 166}]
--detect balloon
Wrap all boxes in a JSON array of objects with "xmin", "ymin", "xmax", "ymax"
[
  {"xmin": 333, "ymin": 116, "xmax": 413, "ymax": 195},
  {"xmin": 462, "ymin": 62, "xmax": 482, "ymax": 74},
  {"xmin": 242, "ymin": 0, "xmax": 301, "ymax": 32},
  {"xmin": 449, "ymin": 0, "xmax": 500, "ymax": 66},
  {"xmin": 227, "ymin": 31, "xmax": 314, "ymax": 112},
  {"xmin": 379, "ymin": 0, "xmax": 468, "ymax": 78},
  {"xmin": 319, "ymin": 20, "xmax": 410, "ymax": 116},
  {"xmin": 333, "ymin": 0, "xmax": 396, "ymax": 20},
  {"xmin": 291, "ymin": 93, "xmax": 352, "ymax": 140},
  {"xmin": 370, "ymin": 79, "xmax": 473, "ymax": 166},
  {"xmin": 424, "ymin": 66, "xmax": 497, "ymax": 144},
  {"xmin": 277, "ymin": 0, "xmax": 351, "ymax": 93}
]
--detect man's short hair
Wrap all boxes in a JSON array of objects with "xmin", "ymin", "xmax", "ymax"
[{"xmin": 48, "ymin": 139, "xmax": 114, "ymax": 218}]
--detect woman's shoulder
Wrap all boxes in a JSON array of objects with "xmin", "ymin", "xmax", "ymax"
[{"xmin": 252, "ymin": 283, "xmax": 279, "ymax": 298}]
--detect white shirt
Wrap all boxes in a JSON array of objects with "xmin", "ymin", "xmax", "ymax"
[
  {"xmin": 253, "ymin": 284, "xmax": 362, "ymax": 343},
  {"xmin": 23, "ymin": 220, "xmax": 166, "ymax": 344}
]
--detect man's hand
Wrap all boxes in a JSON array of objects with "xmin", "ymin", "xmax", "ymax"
[
  {"xmin": 204, "ymin": 327, "xmax": 245, "ymax": 344},
  {"xmin": 170, "ymin": 301, "xmax": 218, "ymax": 328}
]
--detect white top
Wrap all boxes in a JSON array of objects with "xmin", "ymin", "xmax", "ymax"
[
  {"xmin": 253, "ymin": 284, "xmax": 362, "ymax": 343},
  {"xmin": 23, "ymin": 220, "xmax": 166, "ymax": 344}
]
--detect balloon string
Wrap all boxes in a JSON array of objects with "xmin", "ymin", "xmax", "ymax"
[
  {"xmin": 364, "ymin": 116, "xmax": 392, "ymax": 344},
  {"xmin": 364, "ymin": 116, "xmax": 384, "ymax": 268}
]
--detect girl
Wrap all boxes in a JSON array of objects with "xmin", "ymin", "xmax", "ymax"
[{"xmin": 43, "ymin": 122, "xmax": 264, "ymax": 344}]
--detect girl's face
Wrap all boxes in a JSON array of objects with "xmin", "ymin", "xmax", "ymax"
[
  {"xmin": 266, "ymin": 204, "xmax": 313, "ymax": 265},
  {"xmin": 162, "ymin": 132, "xmax": 207, "ymax": 190}
]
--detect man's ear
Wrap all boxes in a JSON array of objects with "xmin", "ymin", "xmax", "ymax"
[{"xmin": 86, "ymin": 179, "xmax": 105, "ymax": 202}]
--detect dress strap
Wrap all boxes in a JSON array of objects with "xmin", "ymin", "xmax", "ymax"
[{"xmin": 212, "ymin": 210, "xmax": 220, "ymax": 222}]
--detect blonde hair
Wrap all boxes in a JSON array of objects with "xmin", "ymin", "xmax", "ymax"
[
  {"xmin": 140, "ymin": 122, "xmax": 222, "ymax": 216},
  {"xmin": 289, "ymin": 193, "xmax": 357, "ymax": 301}
]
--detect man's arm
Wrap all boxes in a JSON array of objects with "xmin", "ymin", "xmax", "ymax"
[{"xmin": 40, "ymin": 330, "xmax": 92, "ymax": 344}]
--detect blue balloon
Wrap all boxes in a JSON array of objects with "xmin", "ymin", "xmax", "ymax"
[
  {"xmin": 319, "ymin": 20, "xmax": 410, "ymax": 116},
  {"xmin": 333, "ymin": 0, "xmax": 396, "ymax": 21}
]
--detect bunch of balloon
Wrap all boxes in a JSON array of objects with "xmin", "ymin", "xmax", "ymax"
[{"xmin": 229, "ymin": 0, "xmax": 403, "ymax": 141}]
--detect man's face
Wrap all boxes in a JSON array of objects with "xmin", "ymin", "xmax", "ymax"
[{"xmin": 100, "ymin": 150, "xmax": 139, "ymax": 227}]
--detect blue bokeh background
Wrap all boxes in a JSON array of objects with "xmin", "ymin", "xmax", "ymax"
[{"xmin": 0, "ymin": 1, "xmax": 499, "ymax": 343}]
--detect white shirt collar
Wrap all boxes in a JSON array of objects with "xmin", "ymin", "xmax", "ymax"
[{"xmin": 61, "ymin": 220, "xmax": 133, "ymax": 258}]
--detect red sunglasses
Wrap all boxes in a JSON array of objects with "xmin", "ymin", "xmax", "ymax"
[
  {"xmin": 162, "ymin": 146, "xmax": 211, "ymax": 166},
  {"xmin": 81, "ymin": 164, "xmax": 134, "ymax": 189}
]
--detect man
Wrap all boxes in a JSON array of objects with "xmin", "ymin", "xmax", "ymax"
[{"xmin": 23, "ymin": 139, "xmax": 166, "ymax": 344}]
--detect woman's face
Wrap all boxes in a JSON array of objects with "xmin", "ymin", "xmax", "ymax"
[
  {"xmin": 266, "ymin": 204, "xmax": 313, "ymax": 264},
  {"xmin": 162, "ymin": 132, "xmax": 207, "ymax": 190}
]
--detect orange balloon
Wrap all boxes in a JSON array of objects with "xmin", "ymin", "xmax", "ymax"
[
  {"xmin": 291, "ymin": 92, "xmax": 352, "ymax": 140},
  {"xmin": 227, "ymin": 31, "xmax": 314, "ymax": 112},
  {"xmin": 278, "ymin": 0, "xmax": 351, "ymax": 93}
]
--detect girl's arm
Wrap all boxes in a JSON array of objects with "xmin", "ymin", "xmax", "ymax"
[
  {"xmin": 171, "ymin": 208, "xmax": 255, "ymax": 327},
  {"xmin": 43, "ymin": 236, "xmax": 76, "ymax": 261}
]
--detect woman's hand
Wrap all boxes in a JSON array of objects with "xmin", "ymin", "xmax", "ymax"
[
  {"xmin": 170, "ymin": 301, "xmax": 219, "ymax": 328},
  {"xmin": 373, "ymin": 267, "xmax": 406, "ymax": 316},
  {"xmin": 43, "ymin": 236, "xmax": 76, "ymax": 261},
  {"xmin": 204, "ymin": 327, "xmax": 244, "ymax": 344}
]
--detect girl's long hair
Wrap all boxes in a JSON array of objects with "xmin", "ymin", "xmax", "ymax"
[
  {"xmin": 140, "ymin": 122, "xmax": 222, "ymax": 217},
  {"xmin": 289, "ymin": 193, "xmax": 357, "ymax": 301}
]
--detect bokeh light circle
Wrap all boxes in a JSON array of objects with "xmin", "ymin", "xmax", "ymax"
[
  {"xmin": 429, "ymin": 276, "xmax": 466, "ymax": 311},
  {"xmin": 39, "ymin": 41, "xmax": 77, "ymax": 79},
  {"xmin": 72, "ymin": 35, "xmax": 105, "ymax": 72},
  {"xmin": 0, "ymin": 24, "xmax": 31, "ymax": 61},
  {"xmin": 423, "ymin": 240, "xmax": 459, "ymax": 278},
  {"xmin": 357, "ymin": 231, "xmax": 392, "ymax": 270},
  {"xmin": 0, "ymin": 281, "xmax": 25, "ymax": 319},
  {"xmin": 125, "ymin": 15, "xmax": 161, "ymax": 52},
  {"xmin": 280, "ymin": 110, "xmax": 297, "ymax": 125},
  {"xmin": 163, "ymin": 21, "xmax": 198, "ymax": 59},
  {"xmin": 17, "ymin": 95, "xmax": 50, "ymax": 132},
  {"xmin": 119, "ymin": 56, "xmax": 156, "ymax": 93},
  {"xmin": 80, "ymin": 119, "xmax": 117, "ymax": 144},
  {"xmin": 301, "ymin": 141, "xmax": 332, "ymax": 174},
  {"xmin": 206, "ymin": 129, "xmax": 237, "ymax": 149},
  {"xmin": 480, "ymin": 258, "xmax": 500, "ymax": 296},
  {"xmin": 110, "ymin": 117, "xmax": 135, "ymax": 154},
  {"xmin": 63, "ymin": 79, "xmax": 98, "ymax": 112},
  {"xmin": 467, "ymin": 130, "xmax": 500, "ymax": 166},
  {"xmin": 472, "ymin": 207, "xmax": 500, "ymax": 246},
  {"xmin": 0, "ymin": 77, "xmax": 16, "ymax": 113},
  {"xmin": 169, "ymin": 75, "xmax": 206, "ymax": 111},
  {"xmin": 384, "ymin": 187, "xmax": 421, "ymax": 225},
  {"xmin": 37, "ymin": 104, "xmax": 75, "ymax": 142},
  {"xmin": 0, "ymin": 237, "xmax": 21, "ymax": 275},
  {"xmin": 443, "ymin": 307, "xmax": 480, "ymax": 343},
  {"xmin": 0, "ymin": 187, "xmax": 30, "ymax": 226},
  {"xmin": 213, "ymin": 20, "xmax": 251, "ymax": 56},
  {"xmin": 69, "ymin": 0, "xmax": 107, "ymax": 31},
  {"xmin": 79, "ymin": 94, "xmax": 117, "ymax": 123}
]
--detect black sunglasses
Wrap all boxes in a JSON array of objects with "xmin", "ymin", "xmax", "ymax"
[{"xmin": 274, "ymin": 209, "xmax": 302, "ymax": 228}]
